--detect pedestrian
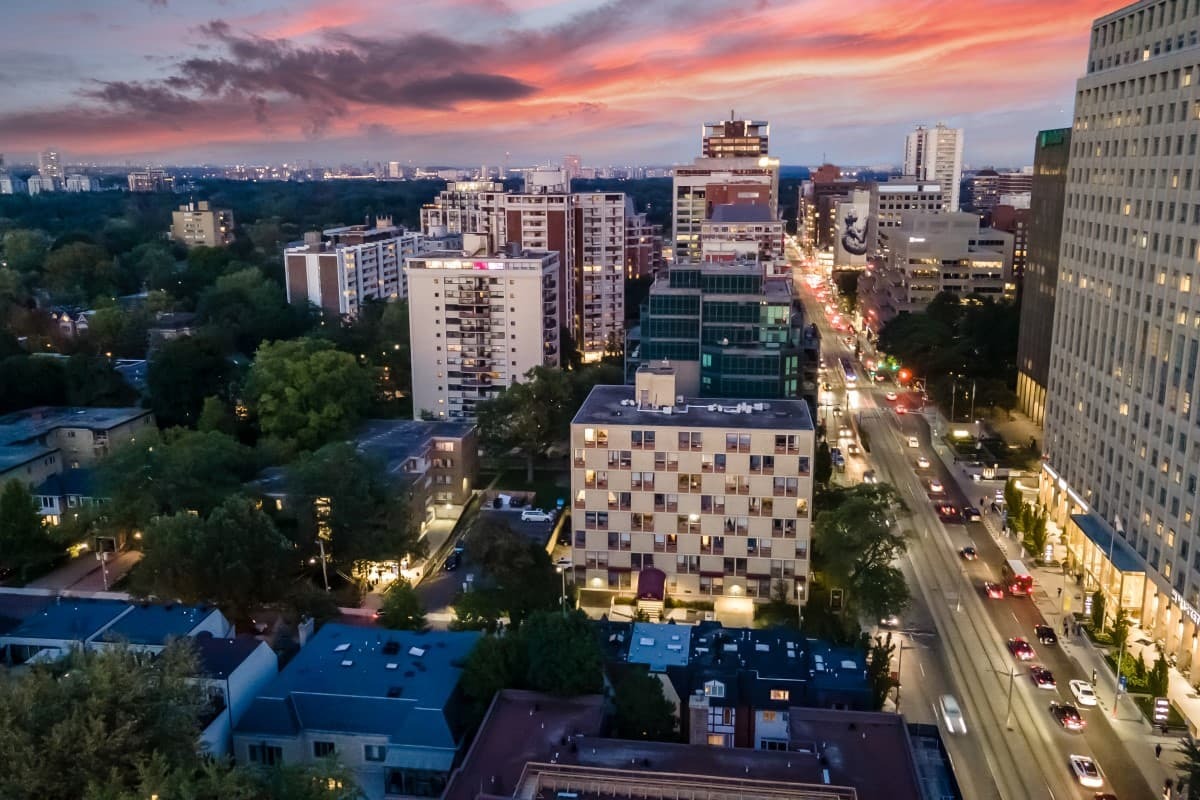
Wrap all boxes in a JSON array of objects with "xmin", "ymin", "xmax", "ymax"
[
  {"xmin": 1063, "ymin": 619, "xmax": 1069, "ymax": 636},
  {"xmin": 1057, "ymin": 587, "xmax": 1063, "ymax": 598},
  {"xmin": 1156, "ymin": 743, "xmax": 1163, "ymax": 759}
]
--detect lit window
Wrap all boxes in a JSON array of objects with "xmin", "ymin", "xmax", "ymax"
[{"xmin": 769, "ymin": 689, "xmax": 790, "ymax": 701}]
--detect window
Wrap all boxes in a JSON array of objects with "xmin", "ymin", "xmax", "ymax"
[
  {"xmin": 704, "ymin": 680, "xmax": 725, "ymax": 697},
  {"xmin": 364, "ymin": 744, "xmax": 386, "ymax": 762},
  {"xmin": 769, "ymin": 689, "xmax": 790, "ymax": 701},
  {"xmin": 313, "ymin": 741, "xmax": 335, "ymax": 758},
  {"xmin": 761, "ymin": 710, "xmax": 777, "ymax": 722},
  {"xmin": 248, "ymin": 744, "xmax": 283, "ymax": 766}
]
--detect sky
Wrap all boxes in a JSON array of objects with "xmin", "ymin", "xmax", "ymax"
[{"xmin": 0, "ymin": 0, "xmax": 1117, "ymax": 168}]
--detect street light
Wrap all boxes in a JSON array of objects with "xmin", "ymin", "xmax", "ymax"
[
  {"xmin": 1004, "ymin": 664, "xmax": 1016, "ymax": 729},
  {"xmin": 894, "ymin": 635, "xmax": 917, "ymax": 712},
  {"xmin": 556, "ymin": 565, "xmax": 567, "ymax": 617}
]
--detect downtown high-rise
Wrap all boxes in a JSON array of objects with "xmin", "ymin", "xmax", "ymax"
[
  {"xmin": 903, "ymin": 123, "xmax": 964, "ymax": 211},
  {"xmin": 1040, "ymin": 0, "xmax": 1200, "ymax": 666}
]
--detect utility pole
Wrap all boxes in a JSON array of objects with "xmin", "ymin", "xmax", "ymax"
[
  {"xmin": 316, "ymin": 538, "xmax": 330, "ymax": 592},
  {"xmin": 1004, "ymin": 665, "xmax": 1016, "ymax": 729},
  {"xmin": 969, "ymin": 380, "xmax": 977, "ymax": 420},
  {"xmin": 950, "ymin": 376, "xmax": 958, "ymax": 422},
  {"xmin": 1112, "ymin": 645, "xmax": 1126, "ymax": 718}
]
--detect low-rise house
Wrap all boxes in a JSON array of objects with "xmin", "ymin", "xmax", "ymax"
[
  {"xmin": 233, "ymin": 623, "xmax": 480, "ymax": 800},
  {"xmin": 0, "ymin": 405, "xmax": 155, "ymax": 484},
  {"xmin": 191, "ymin": 633, "xmax": 279, "ymax": 758},
  {"xmin": 32, "ymin": 468, "xmax": 103, "ymax": 526}
]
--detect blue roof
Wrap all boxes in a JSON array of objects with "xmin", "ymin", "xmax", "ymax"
[
  {"xmin": 5, "ymin": 598, "xmax": 129, "ymax": 642},
  {"xmin": 235, "ymin": 623, "xmax": 479, "ymax": 748},
  {"xmin": 34, "ymin": 468, "xmax": 96, "ymax": 498},
  {"xmin": 1072, "ymin": 513, "xmax": 1144, "ymax": 573},
  {"xmin": 0, "ymin": 443, "xmax": 54, "ymax": 475},
  {"xmin": 0, "ymin": 406, "xmax": 151, "ymax": 446},
  {"xmin": 100, "ymin": 603, "xmax": 218, "ymax": 646},
  {"xmin": 626, "ymin": 622, "xmax": 692, "ymax": 671}
]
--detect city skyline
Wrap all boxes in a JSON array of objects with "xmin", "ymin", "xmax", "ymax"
[{"xmin": 1, "ymin": 0, "xmax": 1114, "ymax": 167}]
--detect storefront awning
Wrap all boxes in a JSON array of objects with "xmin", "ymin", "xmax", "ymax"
[{"xmin": 1071, "ymin": 513, "xmax": 1143, "ymax": 573}]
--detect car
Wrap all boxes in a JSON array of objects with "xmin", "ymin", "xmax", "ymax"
[
  {"xmin": 863, "ymin": 470, "xmax": 878, "ymax": 484},
  {"xmin": 443, "ymin": 551, "xmax": 462, "ymax": 571},
  {"xmin": 1070, "ymin": 679, "xmax": 1099, "ymax": 707},
  {"xmin": 1049, "ymin": 702, "xmax": 1086, "ymax": 731},
  {"xmin": 885, "ymin": 391, "xmax": 897, "ymax": 401},
  {"xmin": 907, "ymin": 435, "xmax": 919, "ymax": 448},
  {"xmin": 960, "ymin": 546, "xmax": 977, "ymax": 560},
  {"xmin": 984, "ymin": 581, "xmax": 1004, "ymax": 599},
  {"xmin": 929, "ymin": 479, "xmax": 944, "ymax": 493},
  {"xmin": 1030, "ymin": 665, "xmax": 1057, "ymax": 689},
  {"xmin": 916, "ymin": 455, "xmax": 931, "ymax": 469},
  {"xmin": 896, "ymin": 405, "xmax": 908, "ymax": 414},
  {"xmin": 880, "ymin": 614, "xmax": 900, "ymax": 628},
  {"xmin": 847, "ymin": 443, "xmax": 861, "ymax": 455},
  {"xmin": 936, "ymin": 504, "xmax": 961, "ymax": 523},
  {"xmin": 1068, "ymin": 754, "xmax": 1104, "ymax": 789},
  {"xmin": 839, "ymin": 426, "xmax": 853, "ymax": 438},
  {"xmin": 1035, "ymin": 624, "xmax": 1059, "ymax": 645},
  {"xmin": 830, "ymin": 447, "xmax": 843, "ymax": 460},
  {"xmin": 1008, "ymin": 637, "xmax": 1036, "ymax": 661},
  {"xmin": 832, "ymin": 406, "xmax": 843, "ymax": 416},
  {"xmin": 520, "ymin": 508, "xmax": 555, "ymax": 522},
  {"xmin": 939, "ymin": 694, "xmax": 966, "ymax": 734},
  {"xmin": 962, "ymin": 506, "xmax": 982, "ymax": 522}
]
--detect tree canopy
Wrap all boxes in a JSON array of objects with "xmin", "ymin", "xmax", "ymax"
[
  {"xmin": 148, "ymin": 334, "xmax": 235, "ymax": 428},
  {"xmin": 0, "ymin": 479, "xmax": 64, "ymax": 580},
  {"xmin": 475, "ymin": 366, "xmax": 573, "ymax": 482},
  {"xmin": 377, "ymin": 580, "xmax": 427, "ymax": 631},
  {"xmin": 813, "ymin": 484, "xmax": 910, "ymax": 620},
  {"xmin": 613, "ymin": 667, "xmax": 677, "ymax": 741},
  {"xmin": 453, "ymin": 518, "xmax": 560, "ymax": 628}
]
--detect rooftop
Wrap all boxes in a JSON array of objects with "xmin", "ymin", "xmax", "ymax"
[
  {"xmin": 0, "ymin": 406, "xmax": 151, "ymax": 447},
  {"xmin": 99, "ymin": 603, "xmax": 220, "ymax": 646},
  {"xmin": 235, "ymin": 624, "xmax": 479, "ymax": 750},
  {"xmin": 573, "ymin": 385, "xmax": 813, "ymax": 432},
  {"xmin": 0, "ymin": 593, "xmax": 53, "ymax": 636},
  {"xmin": 354, "ymin": 419, "xmax": 475, "ymax": 480},
  {"xmin": 191, "ymin": 633, "xmax": 269, "ymax": 679},
  {"xmin": 3, "ymin": 597, "xmax": 129, "ymax": 643},
  {"xmin": 33, "ymin": 468, "xmax": 96, "ymax": 498},
  {"xmin": 0, "ymin": 442, "xmax": 54, "ymax": 475},
  {"xmin": 708, "ymin": 203, "xmax": 776, "ymax": 224},
  {"xmin": 625, "ymin": 622, "xmax": 692, "ymax": 671}
]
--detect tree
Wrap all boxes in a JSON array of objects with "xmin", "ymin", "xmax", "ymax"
[
  {"xmin": 0, "ymin": 479, "xmax": 61, "ymax": 580},
  {"xmin": 865, "ymin": 632, "xmax": 897, "ymax": 711},
  {"xmin": 1, "ymin": 228, "xmax": 50, "ymax": 275},
  {"xmin": 0, "ymin": 355, "xmax": 67, "ymax": 413},
  {"xmin": 613, "ymin": 667, "xmax": 677, "ymax": 741},
  {"xmin": 814, "ymin": 441, "xmax": 832, "ymax": 485},
  {"xmin": 449, "ymin": 588, "xmax": 503, "ymax": 633},
  {"xmin": 1176, "ymin": 736, "xmax": 1200, "ymax": 800},
  {"xmin": 467, "ymin": 518, "xmax": 560, "ymax": 625},
  {"xmin": 1150, "ymin": 651, "xmax": 1170, "ymax": 698},
  {"xmin": 812, "ymin": 484, "xmax": 909, "ymax": 620},
  {"xmin": 197, "ymin": 395, "xmax": 236, "ymax": 434},
  {"xmin": 1112, "ymin": 607, "xmax": 1131, "ymax": 654},
  {"xmin": 196, "ymin": 267, "xmax": 311, "ymax": 355},
  {"xmin": 459, "ymin": 634, "xmax": 529, "ymax": 723},
  {"xmin": 43, "ymin": 241, "xmax": 117, "ymax": 302},
  {"xmin": 148, "ymin": 334, "xmax": 234, "ymax": 428},
  {"xmin": 1090, "ymin": 590, "xmax": 1106, "ymax": 631},
  {"xmin": 136, "ymin": 496, "xmax": 295, "ymax": 622},
  {"xmin": 245, "ymin": 338, "xmax": 374, "ymax": 451},
  {"xmin": 377, "ymin": 580, "xmax": 427, "ymax": 631},
  {"xmin": 476, "ymin": 365, "xmax": 573, "ymax": 482},
  {"xmin": 522, "ymin": 610, "xmax": 603, "ymax": 696}
]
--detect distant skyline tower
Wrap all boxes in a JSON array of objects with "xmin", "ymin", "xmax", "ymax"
[
  {"xmin": 701, "ymin": 113, "xmax": 769, "ymax": 158},
  {"xmin": 38, "ymin": 148, "xmax": 62, "ymax": 179},
  {"xmin": 562, "ymin": 154, "xmax": 581, "ymax": 183},
  {"xmin": 903, "ymin": 123, "xmax": 963, "ymax": 211}
]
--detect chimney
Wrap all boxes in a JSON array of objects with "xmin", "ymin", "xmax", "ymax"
[
  {"xmin": 303, "ymin": 231, "xmax": 322, "ymax": 247},
  {"xmin": 687, "ymin": 693, "xmax": 710, "ymax": 745}
]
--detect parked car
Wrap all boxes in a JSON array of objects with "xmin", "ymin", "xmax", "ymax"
[
  {"xmin": 1069, "ymin": 680, "xmax": 1099, "ymax": 707},
  {"xmin": 443, "ymin": 551, "xmax": 462, "ymax": 571},
  {"xmin": 521, "ymin": 508, "xmax": 555, "ymax": 522},
  {"xmin": 1035, "ymin": 624, "xmax": 1059, "ymax": 645}
]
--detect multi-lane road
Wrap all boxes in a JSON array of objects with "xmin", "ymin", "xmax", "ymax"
[{"xmin": 793, "ymin": 256, "xmax": 1154, "ymax": 800}]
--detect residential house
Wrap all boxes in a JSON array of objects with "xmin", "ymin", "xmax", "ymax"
[{"xmin": 191, "ymin": 633, "xmax": 279, "ymax": 758}]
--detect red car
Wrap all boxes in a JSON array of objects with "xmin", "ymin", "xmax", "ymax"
[
  {"xmin": 1008, "ymin": 637, "xmax": 1036, "ymax": 661},
  {"xmin": 1030, "ymin": 665, "xmax": 1057, "ymax": 689},
  {"xmin": 937, "ymin": 504, "xmax": 961, "ymax": 523},
  {"xmin": 1049, "ymin": 702, "xmax": 1086, "ymax": 731},
  {"xmin": 983, "ymin": 581, "xmax": 1004, "ymax": 599}
]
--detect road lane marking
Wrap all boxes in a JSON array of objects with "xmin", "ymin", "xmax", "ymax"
[
  {"xmin": 919, "ymin": 660, "xmax": 926, "ymax": 678},
  {"xmin": 1012, "ymin": 611, "xmax": 1020, "ymax": 624}
]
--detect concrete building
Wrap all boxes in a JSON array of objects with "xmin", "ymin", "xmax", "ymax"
[
  {"xmin": 26, "ymin": 174, "xmax": 57, "ymax": 194},
  {"xmin": 0, "ymin": 174, "xmax": 26, "ymax": 194},
  {"xmin": 1038, "ymin": 0, "xmax": 1200, "ymax": 666},
  {"xmin": 405, "ymin": 239, "xmax": 560, "ymax": 420},
  {"xmin": 419, "ymin": 181, "xmax": 507, "ymax": 237},
  {"xmin": 632, "ymin": 260, "xmax": 817, "ymax": 406},
  {"xmin": 858, "ymin": 213, "xmax": 1013, "ymax": 332},
  {"xmin": 0, "ymin": 406, "xmax": 155, "ymax": 486},
  {"xmin": 170, "ymin": 200, "xmax": 235, "ymax": 248},
  {"xmin": 562, "ymin": 154, "xmax": 582, "ymax": 183},
  {"xmin": 63, "ymin": 174, "xmax": 96, "ymax": 192},
  {"xmin": 1015, "ymin": 128, "xmax": 1071, "ymax": 426},
  {"xmin": 193, "ymin": 634, "xmax": 279, "ymax": 758},
  {"xmin": 126, "ymin": 169, "xmax": 174, "ymax": 192},
  {"xmin": 699, "ymin": 203, "xmax": 785, "ymax": 269},
  {"xmin": 233, "ymin": 624, "xmax": 480, "ymax": 800},
  {"xmin": 569, "ymin": 366, "xmax": 814, "ymax": 610},
  {"xmin": 990, "ymin": 204, "xmax": 1031, "ymax": 281},
  {"xmin": 903, "ymin": 123, "xmax": 963, "ymax": 211},
  {"xmin": 32, "ymin": 468, "xmax": 101, "ymax": 527},
  {"xmin": 284, "ymin": 220, "xmax": 441, "ymax": 316},
  {"xmin": 868, "ymin": 179, "xmax": 946, "ymax": 257},
  {"xmin": 38, "ymin": 150, "xmax": 62, "ymax": 180},
  {"xmin": 624, "ymin": 198, "xmax": 665, "ymax": 279},
  {"xmin": 702, "ymin": 117, "xmax": 770, "ymax": 158}
]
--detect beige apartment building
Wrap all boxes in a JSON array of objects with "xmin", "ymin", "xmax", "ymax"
[
  {"xmin": 170, "ymin": 201, "xmax": 235, "ymax": 248},
  {"xmin": 405, "ymin": 237, "xmax": 560, "ymax": 420},
  {"xmin": 570, "ymin": 366, "xmax": 814, "ymax": 612}
]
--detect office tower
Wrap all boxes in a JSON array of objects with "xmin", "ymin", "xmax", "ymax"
[
  {"xmin": 38, "ymin": 149, "xmax": 62, "ymax": 180},
  {"xmin": 963, "ymin": 169, "xmax": 999, "ymax": 213},
  {"xmin": 1015, "ymin": 128, "xmax": 1071, "ymax": 426},
  {"xmin": 387, "ymin": 161, "xmax": 403, "ymax": 179},
  {"xmin": 1039, "ymin": 1, "xmax": 1200, "ymax": 664},
  {"xmin": 700, "ymin": 204, "xmax": 785, "ymax": 270},
  {"xmin": 563, "ymin": 154, "xmax": 582, "ymax": 183},
  {"xmin": 867, "ymin": 179, "xmax": 945, "ymax": 256},
  {"xmin": 127, "ymin": 169, "xmax": 174, "ymax": 192},
  {"xmin": 569, "ymin": 364, "xmax": 813, "ymax": 604},
  {"xmin": 405, "ymin": 236, "xmax": 560, "ymax": 420},
  {"xmin": 672, "ymin": 119, "xmax": 779, "ymax": 260},
  {"xmin": 284, "ymin": 218, "xmax": 439, "ymax": 316},
  {"xmin": 903, "ymin": 123, "xmax": 964, "ymax": 211},
  {"xmin": 170, "ymin": 201, "xmax": 235, "ymax": 248},
  {"xmin": 858, "ymin": 213, "xmax": 1012, "ymax": 334}
]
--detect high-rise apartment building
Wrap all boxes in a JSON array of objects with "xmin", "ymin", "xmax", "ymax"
[
  {"xmin": 1039, "ymin": 1, "xmax": 1200, "ymax": 665},
  {"xmin": 405, "ymin": 238, "xmax": 560, "ymax": 420},
  {"xmin": 170, "ymin": 200, "xmax": 234, "ymax": 248},
  {"xmin": 624, "ymin": 199, "xmax": 665, "ymax": 280},
  {"xmin": 38, "ymin": 149, "xmax": 62, "ymax": 180},
  {"xmin": 1015, "ymin": 128, "xmax": 1071, "ymax": 426},
  {"xmin": 990, "ymin": 204, "xmax": 1031, "ymax": 282},
  {"xmin": 569, "ymin": 365, "xmax": 813, "ymax": 605},
  {"xmin": 702, "ymin": 117, "xmax": 770, "ymax": 158},
  {"xmin": 563, "ymin": 154, "xmax": 582, "ymax": 183},
  {"xmin": 64, "ymin": 174, "xmax": 96, "ymax": 192},
  {"xmin": 284, "ymin": 219, "xmax": 440, "ymax": 316},
  {"xmin": 700, "ymin": 204, "xmax": 785, "ymax": 269},
  {"xmin": 903, "ymin": 123, "xmax": 964, "ymax": 211},
  {"xmin": 127, "ymin": 169, "xmax": 174, "ymax": 192},
  {"xmin": 420, "ymin": 181, "xmax": 507, "ymax": 237}
]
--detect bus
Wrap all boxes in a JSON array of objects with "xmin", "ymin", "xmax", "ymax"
[
  {"xmin": 1001, "ymin": 559, "xmax": 1034, "ymax": 596},
  {"xmin": 840, "ymin": 357, "xmax": 858, "ymax": 387}
]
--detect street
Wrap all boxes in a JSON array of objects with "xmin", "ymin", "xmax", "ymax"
[{"xmin": 794, "ymin": 254, "xmax": 1156, "ymax": 800}]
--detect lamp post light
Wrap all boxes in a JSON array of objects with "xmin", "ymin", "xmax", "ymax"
[
  {"xmin": 1004, "ymin": 665, "xmax": 1016, "ymax": 729},
  {"xmin": 556, "ymin": 565, "xmax": 567, "ymax": 617}
]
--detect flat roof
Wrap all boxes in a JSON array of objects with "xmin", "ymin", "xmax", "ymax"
[
  {"xmin": 354, "ymin": 419, "xmax": 474, "ymax": 479},
  {"xmin": 99, "ymin": 603, "xmax": 218, "ymax": 646},
  {"xmin": 192, "ymin": 634, "xmax": 267, "ymax": 679},
  {"xmin": 573, "ymin": 385, "xmax": 813, "ymax": 431},
  {"xmin": 3, "ymin": 598, "xmax": 130, "ymax": 642},
  {"xmin": 708, "ymin": 203, "xmax": 776, "ymax": 223},
  {"xmin": 0, "ymin": 406, "xmax": 151, "ymax": 446},
  {"xmin": 626, "ymin": 622, "xmax": 692, "ymax": 671},
  {"xmin": 1072, "ymin": 513, "xmax": 1143, "ymax": 573},
  {"xmin": 0, "ymin": 443, "xmax": 55, "ymax": 475}
]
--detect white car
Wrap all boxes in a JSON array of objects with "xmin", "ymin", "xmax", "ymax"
[
  {"xmin": 885, "ymin": 391, "xmax": 897, "ymax": 401},
  {"xmin": 939, "ymin": 694, "xmax": 966, "ymax": 734},
  {"xmin": 1068, "ymin": 754, "xmax": 1104, "ymax": 788},
  {"xmin": 520, "ymin": 508, "xmax": 555, "ymax": 522},
  {"xmin": 907, "ymin": 435, "xmax": 920, "ymax": 448},
  {"xmin": 863, "ymin": 470, "xmax": 878, "ymax": 484},
  {"xmin": 1069, "ymin": 680, "xmax": 1098, "ymax": 707},
  {"xmin": 916, "ymin": 456, "xmax": 931, "ymax": 469},
  {"xmin": 929, "ymin": 479, "xmax": 944, "ymax": 493},
  {"xmin": 839, "ymin": 426, "xmax": 853, "ymax": 438}
]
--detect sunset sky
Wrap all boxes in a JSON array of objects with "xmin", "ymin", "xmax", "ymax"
[{"xmin": 0, "ymin": 0, "xmax": 1117, "ymax": 167}]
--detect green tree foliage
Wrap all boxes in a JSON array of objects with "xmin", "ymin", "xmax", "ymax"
[
  {"xmin": 613, "ymin": 667, "xmax": 677, "ymax": 741},
  {"xmin": 286, "ymin": 443, "xmax": 425, "ymax": 568},
  {"xmin": 812, "ymin": 484, "xmax": 910, "ymax": 620},
  {"xmin": 0, "ymin": 479, "xmax": 62, "ymax": 580},
  {"xmin": 197, "ymin": 395, "xmax": 237, "ymax": 435},
  {"xmin": 135, "ymin": 496, "xmax": 295, "ymax": 622},
  {"xmin": 196, "ymin": 267, "xmax": 311, "ymax": 355},
  {"xmin": 316, "ymin": 299, "xmax": 412, "ymax": 415},
  {"xmin": 865, "ymin": 632, "xmax": 897, "ymax": 710},
  {"xmin": 1021, "ymin": 505, "xmax": 1049, "ymax": 558},
  {"xmin": 83, "ymin": 305, "xmax": 152, "ymax": 359},
  {"xmin": 63, "ymin": 354, "xmax": 137, "ymax": 407},
  {"xmin": 0, "ymin": 355, "xmax": 68, "ymax": 412},
  {"xmin": 43, "ymin": 242, "xmax": 118, "ymax": 303},
  {"xmin": 463, "ymin": 518, "xmax": 560, "ymax": 626},
  {"xmin": 1176, "ymin": 736, "xmax": 1200, "ymax": 800},
  {"xmin": 1150, "ymin": 651, "xmax": 1170, "ymax": 698},
  {"xmin": 0, "ymin": 228, "xmax": 50, "ymax": 274},
  {"xmin": 832, "ymin": 270, "xmax": 860, "ymax": 311},
  {"xmin": 476, "ymin": 366, "xmax": 573, "ymax": 482},
  {"xmin": 377, "ymin": 580, "xmax": 427, "ymax": 631},
  {"xmin": 814, "ymin": 441, "xmax": 833, "ymax": 485},
  {"xmin": 458, "ymin": 634, "xmax": 529, "ymax": 722},
  {"xmin": 1003, "ymin": 478, "xmax": 1023, "ymax": 516},
  {"xmin": 116, "ymin": 242, "xmax": 177, "ymax": 294},
  {"xmin": 148, "ymin": 334, "xmax": 234, "ymax": 428},
  {"xmin": 1091, "ymin": 590, "xmax": 1106, "ymax": 630},
  {"xmin": 1112, "ymin": 607, "xmax": 1131, "ymax": 653},
  {"xmin": 523, "ymin": 610, "xmax": 604, "ymax": 696},
  {"xmin": 246, "ymin": 338, "xmax": 374, "ymax": 451}
]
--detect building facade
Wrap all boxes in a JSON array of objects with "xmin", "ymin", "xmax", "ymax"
[
  {"xmin": 170, "ymin": 201, "xmax": 235, "ymax": 248},
  {"xmin": 672, "ymin": 158, "xmax": 779, "ymax": 261},
  {"xmin": 702, "ymin": 117, "xmax": 770, "ymax": 158},
  {"xmin": 868, "ymin": 179, "xmax": 946, "ymax": 257},
  {"xmin": 405, "ymin": 241, "xmax": 560, "ymax": 420},
  {"xmin": 126, "ymin": 169, "xmax": 174, "ymax": 192},
  {"xmin": 699, "ymin": 204, "xmax": 785, "ymax": 269},
  {"xmin": 1039, "ymin": 0, "xmax": 1200, "ymax": 667},
  {"xmin": 1015, "ymin": 128, "xmax": 1071, "ymax": 426},
  {"xmin": 903, "ymin": 123, "xmax": 964, "ymax": 211},
  {"xmin": 624, "ymin": 199, "xmax": 665, "ymax": 279}
]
